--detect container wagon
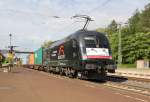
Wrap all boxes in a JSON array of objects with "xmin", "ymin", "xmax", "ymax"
[
  {"xmin": 34, "ymin": 48, "xmax": 45, "ymax": 70},
  {"xmin": 26, "ymin": 48, "xmax": 48, "ymax": 70},
  {"xmin": 26, "ymin": 53, "xmax": 35, "ymax": 69}
]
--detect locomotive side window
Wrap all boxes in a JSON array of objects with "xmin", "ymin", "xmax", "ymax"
[
  {"xmin": 101, "ymin": 37, "xmax": 109, "ymax": 48},
  {"xmin": 72, "ymin": 39, "xmax": 78, "ymax": 58},
  {"xmin": 103, "ymin": 41, "xmax": 108, "ymax": 48},
  {"xmin": 72, "ymin": 40, "xmax": 77, "ymax": 48}
]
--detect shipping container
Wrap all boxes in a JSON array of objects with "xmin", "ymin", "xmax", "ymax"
[
  {"xmin": 27, "ymin": 54, "xmax": 34, "ymax": 64},
  {"xmin": 34, "ymin": 48, "xmax": 43, "ymax": 65}
]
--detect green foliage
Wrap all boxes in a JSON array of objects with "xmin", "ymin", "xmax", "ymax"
[
  {"xmin": 106, "ymin": 20, "xmax": 118, "ymax": 36},
  {"xmin": 96, "ymin": 28, "xmax": 106, "ymax": 33},
  {"xmin": 41, "ymin": 40, "xmax": 53, "ymax": 48},
  {"xmin": 102, "ymin": 3, "xmax": 150, "ymax": 64},
  {"xmin": 128, "ymin": 9, "xmax": 141, "ymax": 34},
  {"xmin": 140, "ymin": 4, "xmax": 150, "ymax": 32},
  {"xmin": 109, "ymin": 32, "xmax": 118, "ymax": 61},
  {"xmin": 3, "ymin": 57, "xmax": 9, "ymax": 64},
  {"xmin": 118, "ymin": 64, "xmax": 136, "ymax": 68},
  {"xmin": 127, "ymin": 4, "xmax": 150, "ymax": 33},
  {"xmin": 122, "ymin": 32, "xmax": 150, "ymax": 63}
]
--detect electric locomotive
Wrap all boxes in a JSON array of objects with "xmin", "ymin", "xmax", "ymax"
[{"xmin": 44, "ymin": 30, "xmax": 116, "ymax": 80}]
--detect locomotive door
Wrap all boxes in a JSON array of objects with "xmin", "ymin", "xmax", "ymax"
[{"xmin": 72, "ymin": 39, "xmax": 79, "ymax": 59}]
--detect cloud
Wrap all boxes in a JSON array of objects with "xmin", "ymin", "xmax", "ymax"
[{"xmin": 0, "ymin": 0, "xmax": 149, "ymax": 51}]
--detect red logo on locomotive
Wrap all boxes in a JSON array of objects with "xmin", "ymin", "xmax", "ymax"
[
  {"xmin": 58, "ymin": 45, "xmax": 65, "ymax": 55},
  {"xmin": 58, "ymin": 45, "xmax": 65, "ymax": 59}
]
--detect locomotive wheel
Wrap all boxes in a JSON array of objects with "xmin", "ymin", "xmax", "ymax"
[
  {"xmin": 64, "ymin": 68, "xmax": 71, "ymax": 77},
  {"xmin": 70, "ymin": 69, "xmax": 76, "ymax": 78},
  {"xmin": 49, "ymin": 66, "xmax": 53, "ymax": 73},
  {"xmin": 76, "ymin": 71, "xmax": 82, "ymax": 79},
  {"xmin": 46, "ymin": 67, "xmax": 50, "ymax": 73},
  {"xmin": 68, "ymin": 68, "xmax": 74, "ymax": 78},
  {"xmin": 64, "ymin": 68, "xmax": 69, "ymax": 76},
  {"xmin": 45, "ymin": 66, "xmax": 49, "ymax": 72},
  {"xmin": 59, "ymin": 68, "xmax": 64, "ymax": 76}
]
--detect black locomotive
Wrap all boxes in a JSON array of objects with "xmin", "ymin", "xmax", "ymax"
[{"xmin": 42, "ymin": 30, "xmax": 116, "ymax": 80}]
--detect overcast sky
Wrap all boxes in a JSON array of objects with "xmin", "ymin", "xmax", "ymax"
[{"xmin": 0, "ymin": 0, "xmax": 149, "ymax": 52}]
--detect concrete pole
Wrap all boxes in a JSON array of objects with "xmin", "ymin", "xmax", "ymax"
[{"xmin": 118, "ymin": 24, "xmax": 122, "ymax": 65}]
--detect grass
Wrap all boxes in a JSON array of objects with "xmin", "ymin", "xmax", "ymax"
[{"xmin": 117, "ymin": 64, "xmax": 136, "ymax": 68}]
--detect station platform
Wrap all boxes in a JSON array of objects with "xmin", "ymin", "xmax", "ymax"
[{"xmin": 113, "ymin": 68, "xmax": 150, "ymax": 79}]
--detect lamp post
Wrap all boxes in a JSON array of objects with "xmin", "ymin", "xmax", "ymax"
[
  {"xmin": 9, "ymin": 34, "xmax": 12, "ymax": 46},
  {"xmin": 117, "ymin": 22, "xmax": 128, "ymax": 65}
]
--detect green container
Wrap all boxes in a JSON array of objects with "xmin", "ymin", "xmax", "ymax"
[{"xmin": 34, "ymin": 48, "xmax": 43, "ymax": 65}]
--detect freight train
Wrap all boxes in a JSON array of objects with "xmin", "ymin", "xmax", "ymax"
[{"xmin": 27, "ymin": 30, "xmax": 116, "ymax": 80}]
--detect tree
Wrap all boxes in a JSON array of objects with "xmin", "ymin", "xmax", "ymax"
[
  {"xmin": 41, "ymin": 40, "xmax": 53, "ymax": 48},
  {"xmin": 104, "ymin": 3, "xmax": 150, "ymax": 64},
  {"xmin": 139, "ymin": 3, "xmax": 150, "ymax": 33},
  {"xmin": 109, "ymin": 32, "xmax": 118, "ymax": 62},
  {"xmin": 128, "ymin": 9, "xmax": 141, "ymax": 34},
  {"xmin": 96, "ymin": 28, "xmax": 106, "ymax": 33},
  {"xmin": 106, "ymin": 20, "xmax": 118, "ymax": 36},
  {"xmin": 121, "ymin": 32, "xmax": 150, "ymax": 63}
]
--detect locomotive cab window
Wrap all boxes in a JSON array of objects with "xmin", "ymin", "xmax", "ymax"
[{"xmin": 84, "ymin": 36, "xmax": 99, "ymax": 48}]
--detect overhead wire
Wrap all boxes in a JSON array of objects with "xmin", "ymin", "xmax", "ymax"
[
  {"xmin": 82, "ymin": 0, "xmax": 112, "ymax": 15},
  {"xmin": 69, "ymin": 0, "xmax": 112, "ymax": 30},
  {"xmin": 83, "ymin": 0, "xmax": 112, "ymax": 29},
  {"xmin": 55, "ymin": 21, "xmax": 78, "ymax": 34},
  {"xmin": 0, "ymin": 8, "xmax": 63, "ymax": 26},
  {"xmin": 39, "ymin": 0, "xmax": 113, "ymax": 32},
  {"xmin": 0, "ymin": 0, "xmax": 113, "ymax": 33}
]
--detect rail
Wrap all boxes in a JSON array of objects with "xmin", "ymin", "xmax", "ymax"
[
  {"xmin": 23, "ymin": 64, "xmax": 150, "ymax": 96},
  {"xmin": 106, "ymin": 75, "xmax": 150, "ymax": 96}
]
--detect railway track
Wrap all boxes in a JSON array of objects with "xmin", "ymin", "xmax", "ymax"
[
  {"xmin": 108, "ymin": 73, "xmax": 150, "ymax": 82},
  {"xmin": 23, "ymin": 66, "xmax": 150, "ymax": 96},
  {"xmin": 106, "ymin": 75, "xmax": 150, "ymax": 96}
]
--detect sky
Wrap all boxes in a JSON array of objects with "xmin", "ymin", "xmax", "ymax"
[{"xmin": 0, "ymin": 0, "xmax": 149, "ymax": 52}]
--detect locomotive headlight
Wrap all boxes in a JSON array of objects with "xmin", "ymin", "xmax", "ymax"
[{"xmin": 109, "ymin": 56, "xmax": 112, "ymax": 59}]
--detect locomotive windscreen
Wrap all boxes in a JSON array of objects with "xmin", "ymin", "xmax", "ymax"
[
  {"xmin": 83, "ymin": 35, "xmax": 110, "ymax": 57},
  {"xmin": 84, "ymin": 36, "xmax": 97, "ymax": 48},
  {"xmin": 84, "ymin": 35, "xmax": 109, "ymax": 48}
]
